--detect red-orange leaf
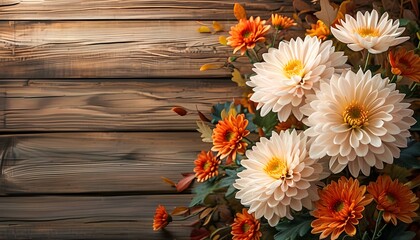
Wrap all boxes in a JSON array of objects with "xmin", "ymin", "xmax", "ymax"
[
  {"xmin": 171, "ymin": 106, "xmax": 188, "ymax": 116},
  {"xmin": 233, "ymin": 3, "xmax": 247, "ymax": 20},
  {"xmin": 176, "ymin": 173, "xmax": 196, "ymax": 192}
]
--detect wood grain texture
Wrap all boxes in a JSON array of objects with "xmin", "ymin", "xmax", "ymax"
[
  {"xmin": 0, "ymin": 79, "xmax": 241, "ymax": 131},
  {"xmin": 0, "ymin": 0, "xmax": 292, "ymax": 20},
  {"xmin": 0, "ymin": 20, "xmax": 301, "ymax": 79},
  {"xmin": 0, "ymin": 132, "xmax": 215, "ymax": 195},
  {"xmin": 0, "ymin": 194, "xmax": 193, "ymax": 239}
]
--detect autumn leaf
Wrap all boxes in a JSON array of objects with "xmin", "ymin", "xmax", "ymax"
[
  {"xmin": 171, "ymin": 206, "xmax": 190, "ymax": 216},
  {"xmin": 231, "ymin": 68, "xmax": 246, "ymax": 87},
  {"xmin": 161, "ymin": 176, "xmax": 176, "ymax": 187},
  {"xmin": 171, "ymin": 106, "xmax": 188, "ymax": 116},
  {"xmin": 314, "ymin": 0, "xmax": 338, "ymax": 27},
  {"xmin": 199, "ymin": 63, "xmax": 224, "ymax": 71},
  {"xmin": 197, "ymin": 26, "xmax": 212, "ymax": 33},
  {"xmin": 212, "ymin": 21, "xmax": 224, "ymax": 32},
  {"xmin": 197, "ymin": 110, "xmax": 211, "ymax": 122},
  {"xmin": 176, "ymin": 173, "xmax": 196, "ymax": 192},
  {"xmin": 196, "ymin": 121, "xmax": 213, "ymax": 143},
  {"xmin": 233, "ymin": 3, "xmax": 247, "ymax": 20},
  {"xmin": 219, "ymin": 36, "xmax": 227, "ymax": 45}
]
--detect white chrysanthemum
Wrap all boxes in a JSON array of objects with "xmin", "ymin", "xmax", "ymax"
[
  {"xmin": 302, "ymin": 69, "xmax": 416, "ymax": 177},
  {"xmin": 233, "ymin": 130, "xmax": 328, "ymax": 226},
  {"xmin": 248, "ymin": 36, "xmax": 347, "ymax": 122},
  {"xmin": 331, "ymin": 10, "xmax": 409, "ymax": 54}
]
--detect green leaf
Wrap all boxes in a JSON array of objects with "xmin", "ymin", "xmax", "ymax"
[
  {"xmin": 253, "ymin": 110, "xmax": 279, "ymax": 135},
  {"xmin": 274, "ymin": 214, "xmax": 313, "ymax": 240},
  {"xmin": 395, "ymin": 141, "xmax": 420, "ymax": 169},
  {"xmin": 189, "ymin": 181, "xmax": 215, "ymax": 207},
  {"xmin": 218, "ymin": 168, "xmax": 244, "ymax": 197},
  {"xmin": 378, "ymin": 222, "xmax": 416, "ymax": 240},
  {"xmin": 398, "ymin": 18, "xmax": 410, "ymax": 27}
]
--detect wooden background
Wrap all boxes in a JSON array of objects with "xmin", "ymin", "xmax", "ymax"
[{"xmin": 0, "ymin": 1, "xmax": 296, "ymax": 239}]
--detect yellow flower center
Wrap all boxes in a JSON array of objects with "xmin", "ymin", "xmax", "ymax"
[
  {"xmin": 264, "ymin": 157, "xmax": 288, "ymax": 179},
  {"xmin": 343, "ymin": 101, "xmax": 369, "ymax": 128},
  {"xmin": 225, "ymin": 131, "xmax": 235, "ymax": 141},
  {"xmin": 333, "ymin": 200, "xmax": 345, "ymax": 212},
  {"xmin": 242, "ymin": 222, "xmax": 251, "ymax": 233},
  {"xmin": 203, "ymin": 161, "xmax": 211, "ymax": 171},
  {"xmin": 283, "ymin": 59, "xmax": 304, "ymax": 78},
  {"xmin": 357, "ymin": 27, "xmax": 379, "ymax": 37},
  {"xmin": 385, "ymin": 193, "xmax": 397, "ymax": 204}
]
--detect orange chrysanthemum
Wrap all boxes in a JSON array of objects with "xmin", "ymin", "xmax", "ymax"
[
  {"xmin": 193, "ymin": 150, "xmax": 221, "ymax": 182},
  {"xmin": 306, "ymin": 20, "xmax": 330, "ymax": 40},
  {"xmin": 271, "ymin": 14, "xmax": 296, "ymax": 30},
  {"xmin": 311, "ymin": 177, "xmax": 373, "ymax": 240},
  {"xmin": 231, "ymin": 209, "xmax": 262, "ymax": 240},
  {"xmin": 227, "ymin": 16, "xmax": 270, "ymax": 55},
  {"xmin": 211, "ymin": 114, "xmax": 250, "ymax": 164},
  {"xmin": 153, "ymin": 205, "xmax": 172, "ymax": 231},
  {"xmin": 389, "ymin": 47, "xmax": 420, "ymax": 82},
  {"xmin": 367, "ymin": 175, "xmax": 419, "ymax": 225}
]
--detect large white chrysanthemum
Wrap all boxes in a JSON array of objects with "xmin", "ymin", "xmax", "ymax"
[
  {"xmin": 233, "ymin": 130, "xmax": 328, "ymax": 226},
  {"xmin": 248, "ymin": 36, "xmax": 347, "ymax": 122},
  {"xmin": 331, "ymin": 10, "xmax": 409, "ymax": 54},
  {"xmin": 302, "ymin": 69, "xmax": 416, "ymax": 177}
]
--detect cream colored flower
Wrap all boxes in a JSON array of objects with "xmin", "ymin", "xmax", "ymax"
[
  {"xmin": 248, "ymin": 36, "xmax": 347, "ymax": 122},
  {"xmin": 233, "ymin": 130, "xmax": 328, "ymax": 226},
  {"xmin": 331, "ymin": 10, "xmax": 409, "ymax": 54},
  {"xmin": 302, "ymin": 69, "xmax": 416, "ymax": 177}
]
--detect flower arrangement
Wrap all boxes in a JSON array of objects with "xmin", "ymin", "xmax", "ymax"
[{"xmin": 154, "ymin": 0, "xmax": 420, "ymax": 239}]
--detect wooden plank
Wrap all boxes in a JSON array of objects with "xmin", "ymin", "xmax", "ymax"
[
  {"xmin": 0, "ymin": 194, "xmax": 194, "ymax": 239},
  {"xmin": 0, "ymin": 132, "xmax": 213, "ymax": 194},
  {"xmin": 0, "ymin": 20, "xmax": 300, "ymax": 79},
  {"xmin": 0, "ymin": 79, "xmax": 241, "ymax": 131},
  {"xmin": 0, "ymin": 0, "xmax": 293, "ymax": 20}
]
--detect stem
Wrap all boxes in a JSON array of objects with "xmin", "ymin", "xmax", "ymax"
[
  {"xmin": 246, "ymin": 48, "xmax": 259, "ymax": 64},
  {"xmin": 363, "ymin": 52, "xmax": 371, "ymax": 72},
  {"xmin": 271, "ymin": 29, "xmax": 279, "ymax": 48},
  {"xmin": 409, "ymin": 82, "xmax": 418, "ymax": 92},
  {"xmin": 375, "ymin": 223, "xmax": 388, "ymax": 239},
  {"xmin": 372, "ymin": 211, "xmax": 383, "ymax": 240},
  {"xmin": 389, "ymin": 74, "xmax": 397, "ymax": 83}
]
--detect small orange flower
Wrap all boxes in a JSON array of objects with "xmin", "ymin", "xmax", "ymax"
[
  {"xmin": 212, "ymin": 114, "xmax": 250, "ymax": 164},
  {"xmin": 194, "ymin": 150, "xmax": 221, "ymax": 182},
  {"xmin": 271, "ymin": 14, "xmax": 296, "ymax": 30},
  {"xmin": 367, "ymin": 175, "xmax": 419, "ymax": 225},
  {"xmin": 389, "ymin": 47, "xmax": 420, "ymax": 82},
  {"xmin": 311, "ymin": 177, "xmax": 373, "ymax": 240},
  {"xmin": 306, "ymin": 20, "xmax": 331, "ymax": 40},
  {"xmin": 153, "ymin": 205, "xmax": 171, "ymax": 231},
  {"xmin": 231, "ymin": 209, "xmax": 262, "ymax": 240},
  {"xmin": 227, "ymin": 16, "xmax": 270, "ymax": 55}
]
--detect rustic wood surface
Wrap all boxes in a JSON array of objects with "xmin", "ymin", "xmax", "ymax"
[
  {"xmin": 0, "ymin": 79, "xmax": 241, "ymax": 132},
  {"xmin": 0, "ymin": 132, "xmax": 210, "ymax": 194},
  {"xmin": 0, "ymin": 0, "xmax": 296, "ymax": 239},
  {"xmin": 0, "ymin": 0, "xmax": 292, "ymax": 20},
  {"xmin": 0, "ymin": 194, "xmax": 194, "ymax": 239}
]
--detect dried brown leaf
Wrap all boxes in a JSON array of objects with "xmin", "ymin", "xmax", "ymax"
[
  {"xmin": 171, "ymin": 206, "xmax": 190, "ymax": 216},
  {"xmin": 314, "ymin": 0, "xmax": 338, "ymax": 27},
  {"xmin": 161, "ymin": 176, "xmax": 176, "ymax": 187}
]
